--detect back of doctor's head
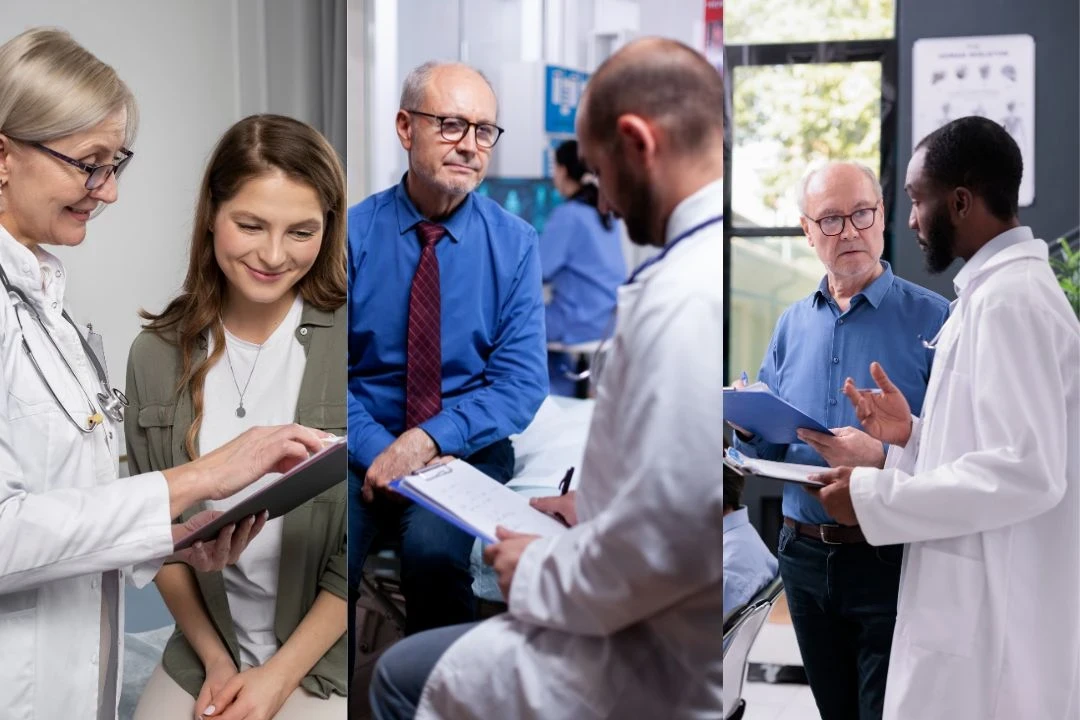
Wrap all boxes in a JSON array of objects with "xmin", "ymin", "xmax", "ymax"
[
  {"xmin": 0, "ymin": 28, "xmax": 138, "ymax": 147},
  {"xmin": 580, "ymin": 37, "xmax": 724, "ymax": 157}
]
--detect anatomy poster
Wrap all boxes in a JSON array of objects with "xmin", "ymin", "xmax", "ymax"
[{"xmin": 913, "ymin": 34, "xmax": 1035, "ymax": 206}]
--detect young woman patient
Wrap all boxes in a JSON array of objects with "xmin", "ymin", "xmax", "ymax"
[{"xmin": 126, "ymin": 114, "xmax": 348, "ymax": 720}]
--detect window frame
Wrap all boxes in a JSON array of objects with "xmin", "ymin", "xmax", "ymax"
[{"xmin": 722, "ymin": 38, "xmax": 899, "ymax": 381}]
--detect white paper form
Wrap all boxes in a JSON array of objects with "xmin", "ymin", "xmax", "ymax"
[{"xmin": 392, "ymin": 460, "xmax": 570, "ymax": 543}]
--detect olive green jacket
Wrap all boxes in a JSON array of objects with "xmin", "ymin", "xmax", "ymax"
[{"xmin": 124, "ymin": 302, "xmax": 347, "ymax": 699}]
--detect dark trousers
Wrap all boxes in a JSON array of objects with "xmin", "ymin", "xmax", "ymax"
[
  {"xmin": 347, "ymin": 438, "xmax": 515, "ymax": 678},
  {"xmin": 777, "ymin": 523, "xmax": 902, "ymax": 720}
]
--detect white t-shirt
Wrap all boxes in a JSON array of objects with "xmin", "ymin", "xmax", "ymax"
[{"xmin": 201, "ymin": 294, "xmax": 307, "ymax": 668}]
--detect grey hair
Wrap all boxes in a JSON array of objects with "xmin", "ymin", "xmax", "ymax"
[
  {"xmin": 399, "ymin": 61, "xmax": 497, "ymax": 113},
  {"xmin": 797, "ymin": 161, "xmax": 882, "ymax": 215},
  {"xmin": 0, "ymin": 28, "xmax": 138, "ymax": 146}
]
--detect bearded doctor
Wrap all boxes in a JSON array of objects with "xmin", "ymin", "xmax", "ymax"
[
  {"xmin": 367, "ymin": 37, "xmax": 724, "ymax": 719},
  {"xmin": 810, "ymin": 116, "xmax": 1080, "ymax": 720}
]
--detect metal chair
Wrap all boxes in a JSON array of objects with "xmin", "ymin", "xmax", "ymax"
[{"xmin": 722, "ymin": 575, "xmax": 784, "ymax": 720}]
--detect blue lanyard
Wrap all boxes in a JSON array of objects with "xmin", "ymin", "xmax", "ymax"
[{"xmin": 626, "ymin": 215, "xmax": 723, "ymax": 284}]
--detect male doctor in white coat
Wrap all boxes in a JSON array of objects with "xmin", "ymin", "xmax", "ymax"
[
  {"xmin": 810, "ymin": 116, "xmax": 1080, "ymax": 719},
  {"xmin": 368, "ymin": 36, "xmax": 724, "ymax": 719}
]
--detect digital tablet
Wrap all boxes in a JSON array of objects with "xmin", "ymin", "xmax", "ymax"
[{"xmin": 173, "ymin": 438, "xmax": 347, "ymax": 551}]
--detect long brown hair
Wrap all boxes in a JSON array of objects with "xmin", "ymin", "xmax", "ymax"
[{"xmin": 141, "ymin": 114, "xmax": 347, "ymax": 458}]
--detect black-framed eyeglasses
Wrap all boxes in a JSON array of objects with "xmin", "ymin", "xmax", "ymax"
[
  {"xmin": 15, "ymin": 139, "xmax": 134, "ymax": 190},
  {"xmin": 405, "ymin": 110, "xmax": 505, "ymax": 149},
  {"xmin": 806, "ymin": 206, "xmax": 879, "ymax": 236}
]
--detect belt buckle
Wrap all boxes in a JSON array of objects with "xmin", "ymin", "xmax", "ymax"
[{"xmin": 819, "ymin": 523, "xmax": 842, "ymax": 545}]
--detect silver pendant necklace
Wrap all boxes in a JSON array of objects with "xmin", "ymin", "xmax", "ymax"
[{"xmin": 222, "ymin": 325, "xmax": 262, "ymax": 418}]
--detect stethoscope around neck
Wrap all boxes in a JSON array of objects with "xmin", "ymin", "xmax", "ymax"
[
  {"xmin": 564, "ymin": 214, "xmax": 725, "ymax": 387},
  {"xmin": 0, "ymin": 261, "xmax": 128, "ymax": 433}
]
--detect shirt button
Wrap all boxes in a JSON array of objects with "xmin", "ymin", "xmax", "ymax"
[
  {"xmin": 91, "ymin": 577, "xmax": 100, "ymax": 589},
  {"xmin": 299, "ymin": 327, "xmax": 309, "ymax": 336},
  {"xmin": 90, "ymin": 652, "xmax": 99, "ymax": 665},
  {"xmin": 830, "ymin": 398, "xmax": 838, "ymax": 406},
  {"xmin": 838, "ymin": 319, "xmax": 844, "ymax": 325},
  {"xmin": 832, "ymin": 357, "xmax": 839, "ymax": 364},
  {"xmin": 51, "ymin": 302, "xmax": 57, "ymax": 309},
  {"xmin": 108, "ymin": 431, "xmax": 114, "ymax": 440},
  {"xmin": 21, "ymin": 262, "xmax": 30, "ymax": 274},
  {"xmin": 55, "ymin": 270, "xmax": 62, "ymax": 278}
]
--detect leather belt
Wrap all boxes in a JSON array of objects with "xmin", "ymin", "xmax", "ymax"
[{"xmin": 784, "ymin": 517, "xmax": 866, "ymax": 545}]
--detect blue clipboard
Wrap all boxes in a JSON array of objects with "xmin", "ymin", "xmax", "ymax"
[{"xmin": 724, "ymin": 389, "xmax": 834, "ymax": 444}]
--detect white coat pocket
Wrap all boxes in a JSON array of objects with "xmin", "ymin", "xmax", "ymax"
[
  {"xmin": 0, "ymin": 602, "xmax": 38, "ymax": 719},
  {"xmin": 904, "ymin": 547, "xmax": 986, "ymax": 658}
]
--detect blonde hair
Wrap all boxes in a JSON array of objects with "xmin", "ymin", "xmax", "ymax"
[
  {"xmin": 141, "ymin": 115, "xmax": 347, "ymax": 459},
  {"xmin": 0, "ymin": 27, "xmax": 137, "ymax": 145}
]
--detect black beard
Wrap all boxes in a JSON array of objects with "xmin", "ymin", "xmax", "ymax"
[
  {"xmin": 922, "ymin": 204, "xmax": 957, "ymax": 274},
  {"xmin": 613, "ymin": 154, "xmax": 660, "ymax": 247}
]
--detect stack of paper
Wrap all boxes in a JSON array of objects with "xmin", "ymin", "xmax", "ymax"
[{"xmin": 724, "ymin": 448, "xmax": 826, "ymax": 487}]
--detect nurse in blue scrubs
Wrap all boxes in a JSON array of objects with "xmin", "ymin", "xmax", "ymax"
[{"xmin": 540, "ymin": 140, "xmax": 627, "ymax": 396}]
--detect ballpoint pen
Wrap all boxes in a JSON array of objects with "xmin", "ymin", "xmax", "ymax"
[
  {"xmin": 559, "ymin": 466, "xmax": 575, "ymax": 496},
  {"xmin": 740, "ymin": 370, "xmax": 749, "ymax": 385}
]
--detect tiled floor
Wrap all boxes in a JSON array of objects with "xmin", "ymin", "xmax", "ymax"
[{"xmin": 739, "ymin": 597, "xmax": 821, "ymax": 720}]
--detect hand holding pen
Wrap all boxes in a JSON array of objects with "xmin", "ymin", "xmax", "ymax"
[{"xmin": 530, "ymin": 467, "xmax": 577, "ymax": 527}]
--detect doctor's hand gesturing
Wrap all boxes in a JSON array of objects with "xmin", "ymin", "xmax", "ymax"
[
  {"xmin": 805, "ymin": 467, "xmax": 859, "ymax": 526},
  {"xmin": 796, "ymin": 427, "xmax": 886, "ymax": 469},
  {"xmin": 484, "ymin": 527, "xmax": 541, "ymax": 600},
  {"xmin": 842, "ymin": 362, "xmax": 913, "ymax": 447}
]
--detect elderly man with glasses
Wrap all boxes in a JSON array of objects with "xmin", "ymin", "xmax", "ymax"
[
  {"xmin": 345, "ymin": 61, "xmax": 547, "ymax": 677},
  {"xmin": 731, "ymin": 161, "xmax": 949, "ymax": 720}
]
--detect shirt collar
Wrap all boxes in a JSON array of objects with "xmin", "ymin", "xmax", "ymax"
[
  {"xmin": 813, "ymin": 260, "xmax": 895, "ymax": 309},
  {"xmin": 953, "ymin": 225, "xmax": 1036, "ymax": 295},
  {"xmin": 723, "ymin": 506, "xmax": 750, "ymax": 533},
  {"xmin": 394, "ymin": 173, "xmax": 470, "ymax": 244},
  {"xmin": 0, "ymin": 222, "xmax": 67, "ymax": 306},
  {"xmin": 664, "ymin": 177, "xmax": 724, "ymax": 246}
]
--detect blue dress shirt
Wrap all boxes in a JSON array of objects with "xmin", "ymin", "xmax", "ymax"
[
  {"xmin": 347, "ymin": 178, "xmax": 549, "ymax": 468},
  {"xmin": 723, "ymin": 507, "xmax": 779, "ymax": 616},
  {"xmin": 734, "ymin": 262, "xmax": 949, "ymax": 525},
  {"xmin": 540, "ymin": 199, "xmax": 627, "ymax": 344}
]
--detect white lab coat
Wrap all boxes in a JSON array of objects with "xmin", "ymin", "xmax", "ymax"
[
  {"xmin": 849, "ymin": 228, "xmax": 1080, "ymax": 720},
  {"xmin": 0, "ymin": 227, "xmax": 174, "ymax": 720},
  {"xmin": 415, "ymin": 180, "xmax": 725, "ymax": 719}
]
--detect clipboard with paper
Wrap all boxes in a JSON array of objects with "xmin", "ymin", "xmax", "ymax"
[
  {"xmin": 389, "ymin": 459, "xmax": 570, "ymax": 543},
  {"xmin": 723, "ymin": 383, "xmax": 834, "ymax": 444},
  {"xmin": 723, "ymin": 447, "xmax": 826, "ymax": 487}
]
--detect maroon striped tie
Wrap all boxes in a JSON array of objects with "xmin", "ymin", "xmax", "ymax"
[{"xmin": 405, "ymin": 221, "xmax": 446, "ymax": 429}]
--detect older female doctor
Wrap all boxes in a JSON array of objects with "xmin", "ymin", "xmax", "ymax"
[{"xmin": 0, "ymin": 28, "xmax": 326, "ymax": 720}]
